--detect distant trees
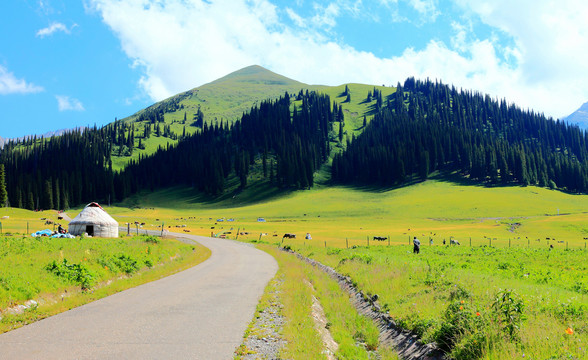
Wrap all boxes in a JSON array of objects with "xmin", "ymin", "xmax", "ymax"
[
  {"xmin": 112, "ymin": 91, "xmax": 334, "ymax": 198},
  {"xmin": 332, "ymin": 78, "xmax": 588, "ymax": 193},
  {"xmin": 0, "ymin": 164, "xmax": 7, "ymax": 207}
]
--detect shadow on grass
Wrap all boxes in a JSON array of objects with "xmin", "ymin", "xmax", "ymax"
[
  {"xmin": 118, "ymin": 181, "xmax": 299, "ymax": 210},
  {"xmin": 331, "ymin": 171, "xmax": 539, "ymax": 194}
]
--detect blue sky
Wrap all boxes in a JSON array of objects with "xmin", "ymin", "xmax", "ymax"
[{"xmin": 1, "ymin": 0, "xmax": 588, "ymax": 138}]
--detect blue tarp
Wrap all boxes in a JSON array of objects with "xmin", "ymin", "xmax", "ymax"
[
  {"xmin": 51, "ymin": 233, "xmax": 75, "ymax": 238},
  {"xmin": 31, "ymin": 229, "xmax": 53, "ymax": 237},
  {"xmin": 31, "ymin": 229, "xmax": 75, "ymax": 238}
]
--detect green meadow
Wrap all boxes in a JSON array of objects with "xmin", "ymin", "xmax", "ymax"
[
  {"xmin": 280, "ymin": 242, "xmax": 588, "ymax": 359},
  {"xmin": 104, "ymin": 179, "xmax": 587, "ymax": 250},
  {"xmin": 1, "ymin": 179, "xmax": 587, "ymax": 358},
  {"xmin": 0, "ymin": 233, "xmax": 210, "ymax": 333},
  {"xmin": 105, "ymin": 180, "xmax": 586, "ymax": 358}
]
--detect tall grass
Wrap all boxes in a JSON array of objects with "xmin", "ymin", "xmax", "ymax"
[{"xmin": 291, "ymin": 243, "xmax": 588, "ymax": 359}]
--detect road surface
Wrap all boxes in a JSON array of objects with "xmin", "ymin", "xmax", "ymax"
[{"xmin": 0, "ymin": 233, "xmax": 277, "ymax": 359}]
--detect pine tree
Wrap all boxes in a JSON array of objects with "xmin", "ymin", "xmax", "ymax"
[
  {"xmin": 0, "ymin": 164, "xmax": 7, "ymax": 207},
  {"xmin": 44, "ymin": 179, "xmax": 53, "ymax": 210}
]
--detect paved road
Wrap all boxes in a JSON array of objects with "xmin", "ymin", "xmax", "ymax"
[{"xmin": 0, "ymin": 234, "xmax": 278, "ymax": 360}]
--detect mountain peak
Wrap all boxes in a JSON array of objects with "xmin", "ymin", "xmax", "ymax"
[
  {"xmin": 208, "ymin": 65, "xmax": 305, "ymax": 87},
  {"xmin": 564, "ymin": 101, "xmax": 588, "ymax": 129}
]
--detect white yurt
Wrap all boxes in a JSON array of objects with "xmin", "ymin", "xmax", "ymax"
[{"xmin": 68, "ymin": 202, "xmax": 118, "ymax": 237}]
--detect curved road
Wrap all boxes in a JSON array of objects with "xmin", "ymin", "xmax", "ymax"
[{"xmin": 0, "ymin": 233, "xmax": 278, "ymax": 359}]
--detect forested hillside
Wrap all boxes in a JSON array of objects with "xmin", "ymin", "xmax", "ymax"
[
  {"xmin": 1, "ymin": 75, "xmax": 587, "ymax": 211},
  {"xmin": 332, "ymin": 78, "xmax": 588, "ymax": 192},
  {"xmin": 0, "ymin": 91, "xmax": 334, "ymax": 209},
  {"xmin": 113, "ymin": 91, "xmax": 332, "ymax": 199}
]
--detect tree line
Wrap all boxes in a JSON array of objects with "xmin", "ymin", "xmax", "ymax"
[
  {"xmin": 112, "ymin": 91, "xmax": 333, "ymax": 198},
  {"xmin": 0, "ymin": 91, "xmax": 335, "ymax": 209},
  {"xmin": 332, "ymin": 78, "xmax": 588, "ymax": 193}
]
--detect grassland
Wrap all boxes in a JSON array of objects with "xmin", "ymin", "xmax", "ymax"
[
  {"xmin": 0, "ymin": 232, "xmax": 210, "ymax": 333},
  {"xmin": 104, "ymin": 179, "xmax": 587, "ymax": 251},
  {"xmin": 3, "ymin": 179, "xmax": 586, "ymax": 357},
  {"xmin": 279, "ymin": 242, "xmax": 588, "ymax": 359},
  {"xmin": 103, "ymin": 179, "xmax": 586, "ymax": 358}
]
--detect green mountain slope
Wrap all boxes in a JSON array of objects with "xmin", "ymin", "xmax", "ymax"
[{"xmin": 110, "ymin": 65, "xmax": 395, "ymax": 170}]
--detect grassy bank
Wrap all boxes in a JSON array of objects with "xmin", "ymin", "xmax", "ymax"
[
  {"xmin": 285, "ymin": 243, "xmax": 588, "ymax": 359},
  {"xmin": 238, "ymin": 244, "xmax": 399, "ymax": 360},
  {"xmin": 0, "ymin": 234, "xmax": 210, "ymax": 333}
]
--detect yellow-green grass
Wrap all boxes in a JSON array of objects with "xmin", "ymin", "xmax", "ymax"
[
  {"xmin": 102, "ymin": 180, "xmax": 587, "ymax": 252},
  {"xmin": 0, "ymin": 234, "xmax": 210, "ymax": 333},
  {"xmin": 289, "ymin": 243, "xmax": 588, "ymax": 359},
  {"xmin": 253, "ymin": 245, "xmax": 391, "ymax": 360}
]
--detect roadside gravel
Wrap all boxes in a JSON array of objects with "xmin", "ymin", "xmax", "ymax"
[{"xmin": 236, "ymin": 276, "xmax": 287, "ymax": 360}]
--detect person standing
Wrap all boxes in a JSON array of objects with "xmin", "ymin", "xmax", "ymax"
[{"xmin": 413, "ymin": 236, "xmax": 421, "ymax": 254}]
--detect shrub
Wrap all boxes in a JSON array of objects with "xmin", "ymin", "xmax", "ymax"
[
  {"xmin": 491, "ymin": 289, "xmax": 526, "ymax": 342},
  {"xmin": 434, "ymin": 301, "xmax": 486, "ymax": 352},
  {"xmin": 143, "ymin": 235, "xmax": 160, "ymax": 244},
  {"xmin": 112, "ymin": 254, "xmax": 140, "ymax": 274},
  {"xmin": 45, "ymin": 259, "xmax": 94, "ymax": 290}
]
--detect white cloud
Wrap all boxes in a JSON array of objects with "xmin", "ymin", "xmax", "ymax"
[
  {"xmin": 407, "ymin": 0, "xmax": 439, "ymax": 21},
  {"xmin": 453, "ymin": 0, "xmax": 588, "ymax": 117},
  {"xmin": 311, "ymin": 3, "xmax": 340, "ymax": 29},
  {"xmin": 88, "ymin": 0, "xmax": 588, "ymax": 119},
  {"xmin": 56, "ymin": 95, "xmax": 85, "ymax": 111},
  {"xmin": 0, "ymin": 65, "xmax": 44, "ymax": 95},
  {"xmin": 286, "ymin": 7, "xmax": 306, "ymax": 27},
  {"xmin": 36, "ymin": 22, "xmax": 76, "ymax": 38}
]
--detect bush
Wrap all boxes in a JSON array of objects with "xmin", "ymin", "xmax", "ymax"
[
  {"xmin": 143, "ymin": 235, "xmax": 160, "ymax": 244},
  {"xmin": 491, "ymin": 289, "xmax": 526, "ymax": 342},
  {"xmin": 98, "ymin": 254, "xmax": 141, "ymax": 274},
  {"xmin": 434, "ymin": 301, "xmax": 485, "ymax": 352},
  {"xmin": 45, "ymin": 259, "xmax": 94, "ymax": 290},
  {"xmin": 112, "ymin": 254, "xmax": 140, "ymax": 274}
]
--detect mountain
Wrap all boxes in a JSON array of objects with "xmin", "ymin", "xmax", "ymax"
[
  {"xmin": 126, "ymin": 65, "xmax": 309, "ymax": 125},
  {"xmin": 1, "ymin": 66, "xmax": 587, "ymax": 211},
  {"xmin": 564, "ymin": 102, "xmax": 588, "ymax": 129},
  {"xmin": 0, "ymin": 127, "xmax": 87, "ymax": 148},
  {"xmin": 109, "ymin": 65, "xmax": 393, "ymax": 170}
]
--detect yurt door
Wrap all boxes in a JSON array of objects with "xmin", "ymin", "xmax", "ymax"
[{"xmin": 86, "ymin": 225, "xmax": 94, "ymax": 236}]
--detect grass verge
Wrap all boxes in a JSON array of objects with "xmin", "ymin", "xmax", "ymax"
[
  {"xmin": 244, "ymin": 244, "xmax": 399, "ymax": 360},
  {"xmin": 290, "ymin": 243, "xmax": 588, "ymax": 359},
  {"xmin": 0, "ymin": 234, "xmax": 210, "ymax": 333}
]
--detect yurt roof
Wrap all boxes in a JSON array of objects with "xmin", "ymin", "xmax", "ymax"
[{"xmin": 69, "ymin": 203, "xmax": 118, "ymax": 226}]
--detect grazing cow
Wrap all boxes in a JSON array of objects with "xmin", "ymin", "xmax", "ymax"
[
  {"xmin": 373, "ymin": 236, "xmax": 387, "ymax": 241},
  {"xmin": 450, "ymin": 239, "xmax": 461, "ymax": 245},
  {"xmin": 282, "ymin": 233, "xmax": 296, "ymax": 239}
]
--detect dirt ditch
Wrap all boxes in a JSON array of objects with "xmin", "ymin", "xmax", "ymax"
[{"xmin": 285, "ymin": 249, "xmax": 447, "ymax": 360}]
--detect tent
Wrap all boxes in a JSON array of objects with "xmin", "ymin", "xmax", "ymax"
[{"xmin": 68, "ymin": 202, "xmax": 119, "ymax": 238}]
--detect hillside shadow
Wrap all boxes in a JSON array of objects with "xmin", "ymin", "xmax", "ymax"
[{"xmin": 363, "ymin": 103, "xmax": 380, "ymax": 117}]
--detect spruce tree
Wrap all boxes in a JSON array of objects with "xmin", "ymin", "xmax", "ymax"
[{"xmin": 0, "ymin": 164, "xmax": 7, "ymax": 207}]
